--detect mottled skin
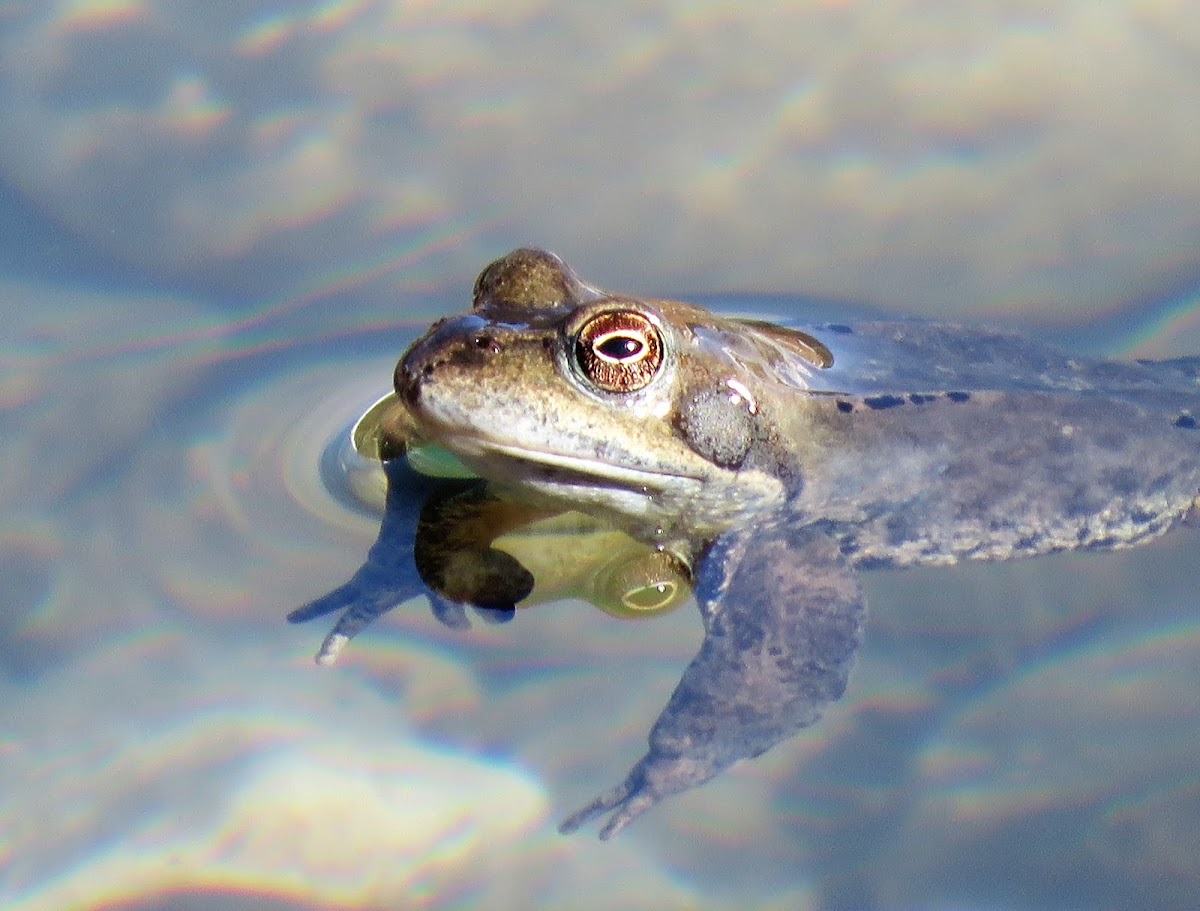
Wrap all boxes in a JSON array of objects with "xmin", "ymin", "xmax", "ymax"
[{"xmin": 297, "ymin": 249, "xmax": 1200, "ymax": 839}]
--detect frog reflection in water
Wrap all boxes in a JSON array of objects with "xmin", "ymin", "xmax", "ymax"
[
  {"xmin": 296, "ymin": 394, "xmax": 695, "ymax": 638},
  {"xmin": 292, "ymin": 249, "xmax": 1200, "ymax": 839}
]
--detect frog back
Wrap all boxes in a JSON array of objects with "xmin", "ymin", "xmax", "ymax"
[
  {"xmin": 806, "ymin": 321, "xmax": 1200, "ymax": 416},
  {"xmin": 786, "ymin": 376, "xmax": 1200, "ymax": 569}
]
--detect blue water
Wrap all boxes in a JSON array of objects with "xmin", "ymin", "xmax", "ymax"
[{"xmin": 4, "ymin": 5, "xmax": 1200, "ymax": 910}]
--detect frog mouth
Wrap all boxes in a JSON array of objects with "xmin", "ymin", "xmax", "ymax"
[{"xmin": 445, "ymin": 436, "xmax": 704, "ymax": 495}]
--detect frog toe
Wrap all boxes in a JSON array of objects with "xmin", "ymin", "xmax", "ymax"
[
  {"xmin": 558, "ymin": 778, "xmax": 639, "ymax": 839},
  {"xmin": 314, "ymin": 631, "xmax": 350, "ymax": 666},
  {"xmin": 429, "ymin": 595, "xmax": 471, "ymax": 629},
  {"xmin": 287, "ymin": 584, "xmax": 358, "ymax": 624},
  {"xmin": 471, "ymin": 604, "xmax": 516, "ymax": 624},
  {"xmin": 304, "ymin": 587, "xmax": 410, "ymax": 663},
  {"xmin": 558, "ymin": 754, "xmax": 702, "ymax": 839}
]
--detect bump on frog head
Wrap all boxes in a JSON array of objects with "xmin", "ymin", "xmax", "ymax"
[{"xmin": 473, "ymin": 248, "xmax": 596, "ymax": 313}]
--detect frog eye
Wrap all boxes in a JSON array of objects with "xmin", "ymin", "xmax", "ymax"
[
  {"xmin": 622, "ymin": 580, "xmax": 681, "ymax": 612},
  {"xmin": 574, "ymin": 310, "xmax": 664, "ymax": 393},
  {"xmin": 594, "ymin": 549, "xmax": 693, "ymax": 619}
]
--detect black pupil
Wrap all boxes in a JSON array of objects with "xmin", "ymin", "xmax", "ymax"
[{"xmin": 597, "ymin": 335, "xmax": 642, "ymax": 360}]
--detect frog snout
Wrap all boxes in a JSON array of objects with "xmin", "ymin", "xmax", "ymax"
[
  {"xmin": 394, "ymin": 314, "xmax": 503, "ymax": 407},
  {"xmin": 394, "ymin": 358, "xmax": 421, "ymax": 407},
  {"xmin": 394, "ymin": 329, "xmax": 441, "ymax": 406}
]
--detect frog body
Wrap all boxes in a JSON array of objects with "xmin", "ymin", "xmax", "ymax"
[{"xmin": 296, "ymin": 249, "xmax": 1200, "ymax": 838}]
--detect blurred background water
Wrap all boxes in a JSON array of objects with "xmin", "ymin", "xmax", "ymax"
[{"xmin": 2, "ymin": 2, "xmax": 1200, "ymax": 909}]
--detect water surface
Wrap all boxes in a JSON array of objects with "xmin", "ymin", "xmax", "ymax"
[{"xmin": 3, "ymin": 4, "xmax": 1200, "ymax": 909}]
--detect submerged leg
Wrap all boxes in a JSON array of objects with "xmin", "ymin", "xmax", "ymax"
[{"xmin": 560, "ymin": 521, "xmax": 865, "ymax": 838}]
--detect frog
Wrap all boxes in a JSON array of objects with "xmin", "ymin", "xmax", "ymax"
[{"xmin": 295, "ymin": 248, "xmax": 1200, "ymax": 839}]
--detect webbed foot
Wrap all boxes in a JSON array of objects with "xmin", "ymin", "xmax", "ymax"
[
  {"xmin": 558, "ymin": 755, "xmax": 698, "ymax": 840},
  {"xmin": 289, "ymin": 572, "xmax": 415, "ymax": 664},
  {"xmin": 558, "ymin": 779, "xmax": 644, "ymax": 841}
]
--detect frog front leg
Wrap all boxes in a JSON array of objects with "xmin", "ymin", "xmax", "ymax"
[
  {"xmin": 287, "ymin": 461, "xmax": 472, "ymax": 663},
  {"xmin": 559, "ymin": 521, "xmax": 865, "ymax": 839}
]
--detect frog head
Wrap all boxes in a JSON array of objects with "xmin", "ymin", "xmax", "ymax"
[{"xmin": 395, "ymin": 249, "xmax": 833, "ymax": 529}]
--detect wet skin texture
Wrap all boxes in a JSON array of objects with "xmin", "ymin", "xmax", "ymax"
[{"xmin": 293, "ymin": 249, "xmax": 1200, "ymax": 839}]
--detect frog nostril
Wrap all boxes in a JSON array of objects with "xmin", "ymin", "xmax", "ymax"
[{"xmin": 473, "ymin": 334, "xmax": 501, "ymax": 354}]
